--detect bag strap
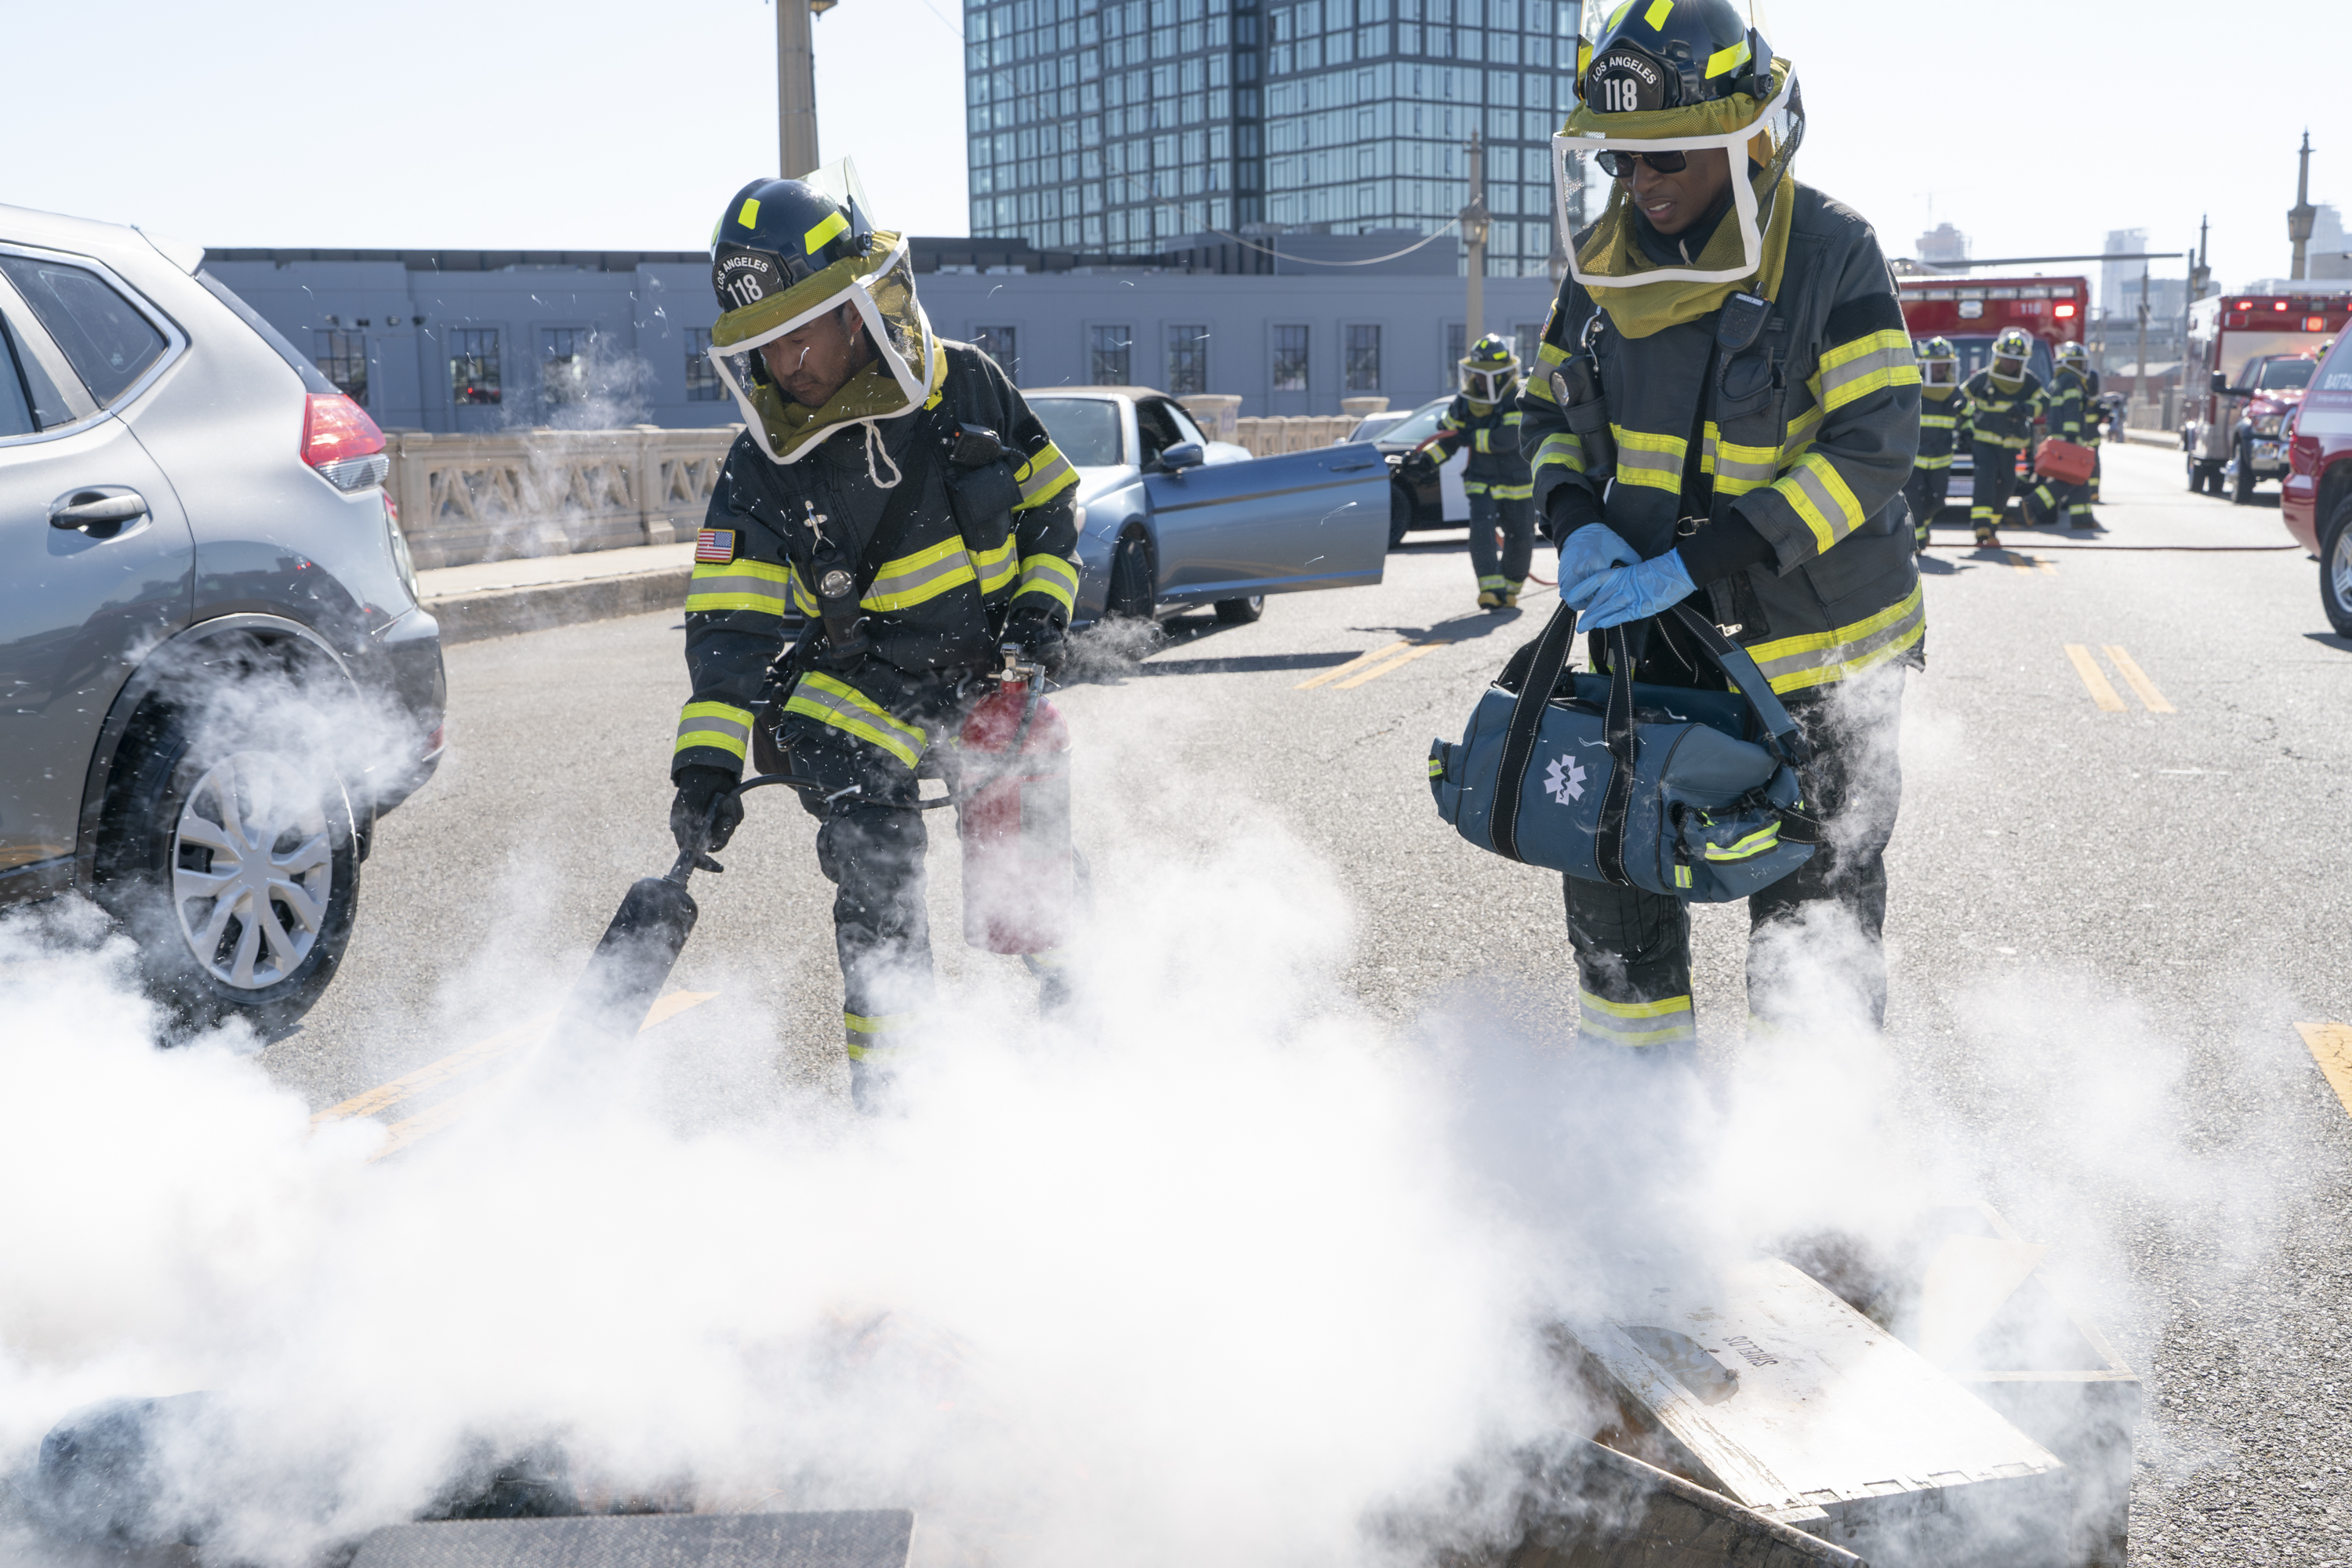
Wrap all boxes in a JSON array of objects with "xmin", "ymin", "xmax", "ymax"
[
  {"xmin": 1592, "ymin": 626, "xmax": 1640, "ymax": 887},
  {"xmin": 1488, "ymin": 595, "xmax": 1581, "ymax": 862},
  {"xmin": 1664, "ymin": 603, "xmax": 1810, "ymax": 768}
]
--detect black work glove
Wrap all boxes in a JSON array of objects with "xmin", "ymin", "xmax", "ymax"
[
  {"xmin": 1004, "ymin": 606, "xmax": 1069, "ymax": 677},
  {"xmin": 1400, "ymin": 448, "xmax": 1439, "ymax": 482},
  {"xmin": 670, "ymin": 764, "xmax": 744, "ymax": 854}
]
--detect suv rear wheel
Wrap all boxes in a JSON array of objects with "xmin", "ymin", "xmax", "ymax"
[
  {"xmin": 95, "ymin": 701, "xmax": 360, "ymax": 1040},
  {"xmin": 2323, "ymin": 495, "xmax": 2352, "ymax": 639}
]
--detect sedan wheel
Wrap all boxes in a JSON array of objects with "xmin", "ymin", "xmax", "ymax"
[
  {"xmin": 1214, "ymin": 594, "xmax": 1265, "ymax": 624},
  {"xmin": 172, "ymin": 751, "xmax": 336, "ymax": 991},
  {"xmin": 1105, "ymin": 532, "xmax": 1156, "ymax": 621}
]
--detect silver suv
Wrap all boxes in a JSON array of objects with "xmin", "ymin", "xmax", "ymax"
[{"xmin": 2, "ymin": 203, "xmax": 445, "ymax": 1036}]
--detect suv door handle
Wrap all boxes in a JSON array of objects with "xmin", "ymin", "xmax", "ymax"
[{"xmin": 49, "ymin": 487, "xmax": 150, "ymax": 532}]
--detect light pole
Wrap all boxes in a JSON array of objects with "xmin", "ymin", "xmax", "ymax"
[
  {"xmin": 1461, "ymin": 130, "xmax": 1490, "ymax": 350},
  {"xmin": 779, "ymin": 0, "xmax": 839, "ymax": 180},
  {"xmin": 2289, "ymin": 130, "xmax": 2316, "ymax": 281},
  {"xmin": 2133, "ymin": 266, "xmax": 2151, "ymax": 426}
]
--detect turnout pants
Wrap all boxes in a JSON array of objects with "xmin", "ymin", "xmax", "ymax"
[
  {"xmin": 1469, "ymin": 489, "xmax": 1536, "ymax": 597},
  {"xmin": 2028, "ymin": 472, "xmax": 2094, "ymax": 527},
  {"xmin": 1969, "ymin": 440, "xmax": 2024, "ymax": 533},
  {"xmin": 1901, "ymin": 466, "xmax": 1950, "ymax": 549},
  {"xmin": 1564, "ymin": 670, "xmax": 1904, "ymax": 1048}
]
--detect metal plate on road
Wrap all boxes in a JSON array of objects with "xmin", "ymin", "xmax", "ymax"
[
  {"xmin": 1567, "ymin": 1258, "xmax": 2063, "ymax": 1526},
  {"xmin": 350, "ymin": 1511, "xmax": 915, "ymax": 1568}
]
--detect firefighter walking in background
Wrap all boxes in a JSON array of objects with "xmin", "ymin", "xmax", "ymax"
[
  {"xmin": 1522, "ymin": 0, "xmax": 1923, "ymax": 1054},
  {"xmin": 1960, "ymin": 326, "xmax": 2045, "ymax": 546},
  {"xmin": 1904, "ymin": 336, "xmax": 1965, "ymax": 550},
  {"xmin": 1409, "ymin": 332, "xmax": 1538, "ymax": 609},
  {"xmin": 2027, "ymin": 340, "xmax": 2100, "ymax": 528},
  {"xmin": 669, "ymin": 165, "xmax": 1080, "ymax": 1111}
]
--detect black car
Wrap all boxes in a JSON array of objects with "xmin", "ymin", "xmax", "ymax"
[{"xmin": 1356, "ymin": 396, "xmax": 1471, "ymax": 548}]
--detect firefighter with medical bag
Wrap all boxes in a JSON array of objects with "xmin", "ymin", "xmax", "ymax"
[
  {"xmin": 2027, "ymin": 340, "xmax": 2100, "ymax": 529},
  {"xmin": 668, "ymin": 164, "xmax": 1083, "ymax": 1110},
  {"xmin": 1904, "ymin": 336, "xmax": 1965, "ymax": 550},
  {"xmin": 1512, "ymin": 0, "xmax": 1924, "ymax": 1054},
  {"xmin": 1406, "ymin": 332, "xmax": 1540, "ymax": 609},
  {"xmin": 1958, "ymin": 326, "xmax": 2044, "ymax": 546}
]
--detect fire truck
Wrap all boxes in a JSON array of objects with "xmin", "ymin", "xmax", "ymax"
[
  {"xmin": 2182, "ymin": 287, "xmax": 2352, "ymax": 503},
  {"xmin": 1897, "ymin": 275, "xmax": 2090, "ymax": 505}
]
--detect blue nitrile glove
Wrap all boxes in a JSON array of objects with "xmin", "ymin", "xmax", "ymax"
[
  {"xmin": 1575, "ymin": 550, "xmax": 1698, "ymax": 632},
  {"xmin": 1556, "ymin": 523, "xmax": 1639, "ymax": 612}
]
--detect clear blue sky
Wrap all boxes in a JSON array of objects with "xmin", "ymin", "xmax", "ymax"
[{"xmin": 6, "ymin": 0, "xmax": 2345, "ymax": 309}]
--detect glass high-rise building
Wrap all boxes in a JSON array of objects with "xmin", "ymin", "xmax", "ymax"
[{"xmin": 964, "ymin": 0, "xmax": 1583, "ymax": 277}]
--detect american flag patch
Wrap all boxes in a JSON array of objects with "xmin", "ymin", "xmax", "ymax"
[{"xmin": 695, "ymin": 528, "xmax": 737, "ymax": 564}]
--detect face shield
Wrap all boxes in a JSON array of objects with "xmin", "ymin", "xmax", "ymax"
[
  {"xmin": 1461, "ymin": 359, "xmax": 1519, "ymax": 401},
  {"xmin": 1922, "ymin": 356, "xmax": 1958, "ymax": 388},
  {"xmin": 1990, "ymin": 331, "xmax": 2031, "ymax": 385},
  {"xmin": 708, "ymin": 233, "xmax": 938, "ymax": 465},
  {"xmin": 1553, "ymin": 58, "xmax": 1803, "ymax": 290}
]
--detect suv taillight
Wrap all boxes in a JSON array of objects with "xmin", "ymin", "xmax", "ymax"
[{"xmin": 303, "ymin": 393, "xmax": 389, "ymax": 491}]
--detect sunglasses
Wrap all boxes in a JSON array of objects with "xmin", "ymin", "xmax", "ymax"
[{"xmin": 1596, "ymin": 149, "xmax": 1689, "ymax": 178}]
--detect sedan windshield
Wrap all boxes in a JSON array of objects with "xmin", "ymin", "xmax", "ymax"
[
  {"xmin": 2254, "ymin": 358, "xmax": 2315, "ymax": 391},
  {"xmin": 1381, "ymin": 397, "xmax": 1452, "ymax": 445},
  {"xmin": 1029, "ymin": 397, "xmax": 1125, "ymax": 466}
]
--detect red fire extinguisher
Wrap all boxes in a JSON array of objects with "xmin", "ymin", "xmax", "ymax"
[{"xmin": 955, "ymin": 647, "xmax": 1073, "ymax": 955}]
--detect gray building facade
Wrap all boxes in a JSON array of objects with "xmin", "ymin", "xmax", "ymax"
[
  {"xmin": 964, "ymin": 0, "xmax": 1581, "ymax": 279},
  {"xmin": 210, "ymin": 235, "xmax": 1563, "ymax": 426}
]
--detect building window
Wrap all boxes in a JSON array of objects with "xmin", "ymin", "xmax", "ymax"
[
  {"xmin": 1446, "ymin": 323, "xmax": 1468, "ymax": 377},
  {"xmin": 1513, "ymin": 322, "xmax": 1544, "ymax": 369},
  {"xmin": 974, "ymin": 325, "xmax": 1020, "ymax": 382},
  {"xmin": 314, "ymin": 329, "xmax": 368, "ymax": 407},
  {"xmin": 684, "ymin": 328, "xmax": 723, "ymax": 402},
  {"xmin": 448, "ymin": 328, "xmax": 501, "ymax": 405},
  {"xmin": 1344, "ymin": 324, "xmax": 1381, "ymax": 392},
  {"xmin": 1166, "ymin": 323, "xmax": 1207, "ymax": 397},
  {"xmin": 1089, "ymin": 324, "xmax": 1131, "ymax": 385},
  {"xmin": 1272, "ymin": 324, "xmax": 1309, "ymax": 391},
  {"xmin": 542, "ymin": 327, "xmax": 591, "ymax": 407}
]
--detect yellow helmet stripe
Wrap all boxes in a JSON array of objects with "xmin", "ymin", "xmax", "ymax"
[
  {"xmin": 737, "ymin": 197, "xmax": 760, "ymax": 230},
  {"xmin": 1642, "ymin": 0, "xmax": 1671, "ymax": 29},
  {"xmin": 804, "ymin": 209, "xmax": 849, "ymax": 254},
  {"xmin": 1704, "ymin": 37, "xmax": 1751, "ymax": 77}
]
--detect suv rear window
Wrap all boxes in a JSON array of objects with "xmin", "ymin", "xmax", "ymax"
[
  {"xmin": 0, "ymin": 255, "xmax": 167, "ymax": 405},
  {"xmin": 196, "ymin": 270, "xmax": 337, "ymax": 395},
  {"xmin": 2253, "ymin": 358, "xmax": 2315, "ymax": 391}
]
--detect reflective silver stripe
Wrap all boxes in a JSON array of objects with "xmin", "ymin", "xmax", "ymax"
[
  {"xmin": 1015, "ymin": 445, "xmax": 1075, "ymax": 506},
  {"xmin": 782, "ymin": 673, "xmax": 927, "ymax": 769},
  {"xmin": 1610, "ymin": 426, "xmax": 1686, "ymax": 492},
  {"xmin": 862, "ymin": 537, "xmax": 977, "ymax": 613},
  {"xmin": 1748, "ymin": 586, "xmax": 1926, "ymax": 694}
]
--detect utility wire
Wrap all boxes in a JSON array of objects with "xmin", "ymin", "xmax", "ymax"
[{"xmin": 1199, "ymin": 221, "xmax": 1461, "ymax": 266}]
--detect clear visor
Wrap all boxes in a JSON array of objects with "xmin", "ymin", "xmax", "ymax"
[
  {"xmin": 1922, "ymin": 358, "xmax": 1957, "ymax": 387},
  {"xmin": 1552, "ymin": 70, "xmax": 1804, "ymax": 289},
  {"xmin": 1461, "ymin": 361, "xmax": 1518, "ymax": 401},
  {"xmin": 710, "ymin": 239, "xmax": 935, "ymax": 463}
]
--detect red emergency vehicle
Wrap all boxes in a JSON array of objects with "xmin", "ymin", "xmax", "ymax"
[
  {"xmin": 2182, "ymin": 287, "xmax": 2352, "ymax": 501},
  {"xmin": 2279, "ymin": 329, "xmax": 2352, "ymax": 635},
  {"xmin": 1898, "ymin": 276, "xmax": 2089, "ymax": 503}
]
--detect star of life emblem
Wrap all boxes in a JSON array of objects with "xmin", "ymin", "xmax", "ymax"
[{"xmin": 1543, "ymin": 754, "xmax": 1587, "ymax": 804}]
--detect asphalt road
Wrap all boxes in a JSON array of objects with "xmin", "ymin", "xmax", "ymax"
[{"xmin": 270, "ymin": 441, "xmax": 2352, "ymax": 1563}]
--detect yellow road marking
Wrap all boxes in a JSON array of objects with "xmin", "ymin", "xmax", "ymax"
[
  {"xmin": 2003, "ymin": 553, "xmax": 2056, "ymax": 575},
  {"xmin": 1294, "ymin": 641, "xmax": 1410, "ymax": 689},
  {"xmin": 2063, "ymin": 644, "xmax": 2125, "ymax": 711},
  {"xmin": 319, "ymin": 990, "xmax": 719, "ymax": 1131},
  {"xmin": 2103, "ymin": 645, "xmax": 2175, "ymax": 713},
  {"xmin": 1334, "ymin": 642, "xmax": 1448, "ymax": 688},
  {"xmin": 2296, "ymin": 1022, "xmax": 2352, "ymax": 1120}
]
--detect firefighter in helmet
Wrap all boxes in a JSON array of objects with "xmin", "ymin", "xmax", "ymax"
[
  {"xmin": 1521, "ymin": 0, "xmax": 1923, "ymax": 1053},
  {"xmin": 669, "ymin": 164, "xmax": 1082, "ymax": 1111},
  {"xmin": 2027, "ymin": 340, "xmax": 2100, "ymax": 528},
  {"xmin": 1958, "ymin": 326, "xmax": 2045, "ymax": 546},
  {"xmin": 1905, "ymin": 336, "xmax": 1965, "ymax": 550},
  {"xmin": 1408, "ymin": 332, "xmax": 1539, "ymax": 609}
]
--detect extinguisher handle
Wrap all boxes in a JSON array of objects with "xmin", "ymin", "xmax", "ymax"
[{"xmin": 663, "ymin": 771, "xmax": 827, "ymax": 885}]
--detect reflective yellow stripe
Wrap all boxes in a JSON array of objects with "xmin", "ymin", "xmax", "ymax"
[
  {"xmin": 863, "ymin": 535, "xmax": 978, "ymax": 613},
  {"xmin": 1475, "ymin": 428, "xmax": 1491, "ymax": 452},
  {"xmin": 1920, "ymin": 413, "xmax": 1958, "ymax": 429},
  {"xmin": 737, "ymin": 196, "xmax": 760, "ymax": 230},
  {"xmin": 783, "ymin": 672, "xmax": 927, "ymax": 769},
  {"xmin": 1015, "ymin": 551, "xmax": 1079, "ymax": 615},
  {"xmin": 1427, "ymin": 757, "xmax": 1445, "ymax": 777},
  {"xmin": 1748, "ymin": 583, "xmax": 1926, "ymax": 695},
  {"xmin": 1464, "ymin": 480, "xmax": 1489, "ymax": 495},
  {"xmin": 1703, "ymin": 822, "xmax": 1781, "ymax": 861},
  {"xmin": 1014, "ymin": 441, "xmax": 1077, "ymax": 509},
  {"xmin": 971, "ymin": 535, "xmax": 1018, "ymax": 595},
  {"xmin": 1773, "ymin": 451, "xmax": 1866, "ymax": 554},
  {"xmin": 684, "ymin": 557, "xmax": 793, "ymax": 615},
  {"xmin": 1578, "ymin": 989, "xmax": 1695, "ymax": 1047},
  {"xmin": 1704, "ymin": 36, "xmax": 1751, "ymax": 76},
  {"xmin": 1642, "ymin": 0, "xmax": 1672, "ymax": 29},
  {"xmin": 804, "ymin": 209, "xmax": 849, "ymax": 252},
  {"xmin": 844, "ymin": 1008, "xmax": 923, "ymax": 1059},
  {"xmin": 673, "ymin": 700, "xmax": 753, "ymax": 761},
  {"xmin": 1813, "ymin": 329, "xmax": 1921, "ymax": 414},
  {"xmin": 1536, "ymin": 341, "xmax": 1570, "ymax": 365},
  {"xmin": 1701, "ymin": 422, "xmax": 1779, "ymax": 496},
  {"xmin": 1487, "ymin": 482, "xmax": 1534, "ymax": 499},
  {"xmin": 1975, "ymin": 431, "xmax": 2030, "ymax": 450},
  {"xmin": 1534, "ymin": 432, "xmax": 1585, "ymax": 475},
  {"xmin": 1503, "ymin": 411, "xmax": 1523, "ymax": 427},
  {"xmin": 1914, "ymin": 454, "xmax": 1953, "ymax": 470},
  {"xmin": 1611, "ymin": 425, "xmax": 1687, "ymax": 492}
]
